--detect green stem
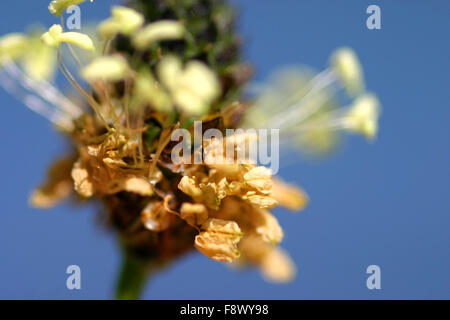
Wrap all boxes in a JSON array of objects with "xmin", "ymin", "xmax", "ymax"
[{"xmin": 115, "ymin": 253, "xmax": 150, "ymax": 300}]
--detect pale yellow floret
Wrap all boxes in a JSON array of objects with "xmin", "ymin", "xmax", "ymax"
[
  {"xmin": 0, "ymin": 33, "xmax": 28, "ymax": 62},
  {"xmin": 345, "ymin": 93, "xmax": 380, "ymax": 140},
  {"xmin": 48, "ymin": 0, "xmax": 93, "ymax": 17},
  {"xmin": 81, "ymin": 56, "xmax": 129, "ymax": 82},
  {"xmin": 132, "ymin": 69, "xmax": 172, "ymax": 112},
  {"xmin": 98, "ymin": 6, "xmax": 144, "ymax": 39},
  {"xmin": 157, "ymin": 55, "xmax": 181, "ymax": 90},
  {"xmin": 158, "ymin": 56, "xmax": 221, "ymax": 116},
  {"xmin": 331, "ymin": 47, "xmax": 365, "ymax": 96},
  {"xmin": 132, "ymin": 20, "xmax": 185, "ymax": 50},
  {"xmin": 41, "ymin": 24, "xmax": 94, "ymax": 51},
  {"xmin": 22, "ymin": 34, "xmax": 56, "ymax": 81}
]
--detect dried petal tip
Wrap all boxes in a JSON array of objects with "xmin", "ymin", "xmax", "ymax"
[
  {"xmin": 178, "ymin": 176, "xmax": 203, "ymax": 199},
  {"xmin": 48, "ymin": 0, "xmax": 92, "ymax": 17},
  {"xmin": 271, "ymin": 178, "xmax": 308, "ymax": 211},
  {"xmin": 243, "ymin": 192, "xmax": 278, "ymax": 209},
  {"xmin": 253, "ymin": 209, "xmax": 284, "ymax": 245},
  {"xmin": 261, "ymin": 248, "xmax": 296, "ymax": 283},
  {"xmin": 107, "ymin": 175, "xmax": 153, "ymax": 196},
  {"xmin": 331, "ymin": 47, "xmax": 364, "ymax": 96},
  {"xmin": 244, "ymin": 166, "xmax": 273, "ymax": 194},
  {"xmin": 195, "ymin": 219, "xmax": 243, "ymax": 263}
]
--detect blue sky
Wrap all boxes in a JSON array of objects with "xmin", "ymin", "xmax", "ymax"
[{"xmin": 0, "ymin": 0, "xmax": 449, "ymax": 299}]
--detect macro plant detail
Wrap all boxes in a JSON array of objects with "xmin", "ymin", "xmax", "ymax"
[{"xmin": 0, "ymin": 0, "xmax": 380, "ymax": 299}]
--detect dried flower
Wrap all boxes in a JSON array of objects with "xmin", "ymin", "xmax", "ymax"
[
  {"xmin": 195, "ymin": 218, "xmax": 243, "ymax": 262},
  {"xmin": 180, "ymin": 203, "xmax": 209, "ymax": 227}
]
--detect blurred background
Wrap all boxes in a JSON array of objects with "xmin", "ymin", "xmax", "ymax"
[{"xmin": 0, "ymin": 0, "xmax": 449, "ymax": 299}]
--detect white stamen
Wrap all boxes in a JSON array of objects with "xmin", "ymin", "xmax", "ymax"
[{"xmin": 2, "ymin": 58, "xmax": 82, "ymax": 117}]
